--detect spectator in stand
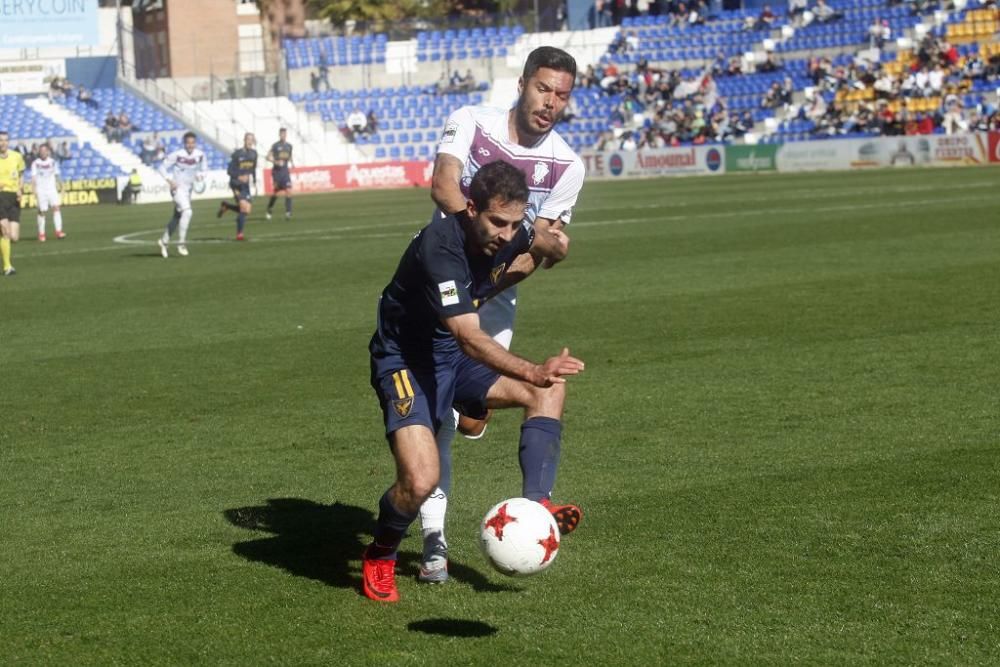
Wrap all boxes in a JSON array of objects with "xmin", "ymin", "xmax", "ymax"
[
  {"xmin": 941, "ymin": 95, "xmax": 967, "ymax": 134},
  {"xmin": 346, "ymin": 108, "xmax": 367, "ymax": 141},
  {"xmin": 619, "ymin": 130, "xmax": 638, "ymax": 150},
  {"xmin": 366, "ymin": 110, "xmax": 379, "ymax": 135},
  {"xmin": 317, "ymin": 53, "xmax": 330, "ymax": 91},
  {"xmin": 873, "ymin": 69, "xmax": 896, "ymax": 99},
  {"xmin": 48, "ymin": 77, "xmax": 65, "ymax": 101},
  {"xmin": 761, "ymin": 82, "xmax": 783, "ymax": 111},
  {"xmin": 916, "ymin": 112, "xmax": 935, "ymax": 134},
  {"xmin": 939, "ymin": 40, "xmax": 959, "ymax": 68},
  {"xmin": 876, "ymin": 99, "xmax": 899, "ymax": 135},
  {"xmin": 814, "ymin": 0, "xmax": 843, "ymax": 23},
  {"xmin": 789, "ymin": 0, "xmax": 808, "ymax": 26},
  {"xmin": 141, "ymin": 133, "xmax": 163, "ymax": 165},
  {"xmin": 24, "ymin": 143, "xmax": 39, "ymax": 170},
  {"xmin": 118, "ymin": 112, "xmax": 134, "ymax": 143},
  {"xmin": 868, "ymin": 18, "xmax": 890, "ymax": 49},
  {"xmin": 754, "ymin": 4, "xmax": 777, "ymax": 30},
  {"xmin": 759, "ymin": 51, "xmax": 782, "ymax": 72},
  {"xmin": 78, "ymin": 86, "xmax": 99, "ymax": 109},
  {"xmin": 458, "ymin": 69, "xmax": 477, "ymax": 93},
  {"xmin": 54, "ymin": 141, "xmax": 72, "ymax": 162},
  {"xmin": 103, "ymin": 112, "xmax": 119, "ymax": 142}
]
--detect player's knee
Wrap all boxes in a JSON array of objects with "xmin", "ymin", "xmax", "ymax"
[
  {"xmin": 528, "ymin": 383, "xmax": 565, "ymax": 418},
  {"xmin": 398, "ymin": 473, "xmax": 439, "ymax": 510}
]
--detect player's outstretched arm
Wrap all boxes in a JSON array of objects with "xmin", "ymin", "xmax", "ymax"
[{"xmin": 445, "ymin": 313, "xmax": 584, "ymax": 387}]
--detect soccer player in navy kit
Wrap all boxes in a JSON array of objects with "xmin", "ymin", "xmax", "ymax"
[
  {"xmin": 361, "ymin": 161, "xmax": 582, "ymax": 603},
  {"xmin": 217, "ymin": 132, "xmax": 257, "ymax": 240},
  {"xmin": 265, "ymin": 128, "xmax": 293, "ymax": 220}
]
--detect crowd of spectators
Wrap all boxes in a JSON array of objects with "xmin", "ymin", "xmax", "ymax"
[
  {"xmin": 12, "ymin": 140, "xmax": 73, "ymax": 170},
  {"xmin": 578, "ymin": 58, "xmax": 757, "ymax": 150},
  {"xmin": 789, "ymin": 32, "xmax": 1000, "ymax": 137}
]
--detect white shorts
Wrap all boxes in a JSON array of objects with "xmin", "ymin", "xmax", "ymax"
[
  {"xmin": 36, "ymin": 186, "xmax": 60, "ymax": 212},
  {"xmin": 479, "ymin": 285, "xmax": 517, "ymax": 350},
  {"xmin": 172, "ymin": 184, "xmax": 193, "ymax": 211}
]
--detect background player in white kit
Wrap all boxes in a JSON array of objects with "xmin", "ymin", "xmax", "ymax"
[
  {"xmin": 30, "ymin": 144, "xmax": 65, "ymax": 242},
  {"xmin": 157, "ymin": 132, "xmax": 206, "ymax": 258},
  {"xmin": 418, "ymin": 46, "xmax": 586, "ymax": 583}
]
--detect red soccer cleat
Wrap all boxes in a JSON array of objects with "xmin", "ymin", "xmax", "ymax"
[
  {"xmin": 362, "ymin": 550, "xmax": 399, "ymax": 603},
  {"xmin": 37, "ymin": 233, "xmax": 46, "ymax": 242},
  {"xmin": 235, "ymin": 232, "xmax": 245, "ymax": 241},
  {"xmin": 539, "ymin": 498, "xmax": 582, "ymax": 535},
  {"xmin": 55, "ymin": 231, "xmax": 66, "ymax": 239}
]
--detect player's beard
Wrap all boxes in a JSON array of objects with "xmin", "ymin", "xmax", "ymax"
[{"xmin": 514, "ymin": 100, "xmax": 557, "ymax": 144}]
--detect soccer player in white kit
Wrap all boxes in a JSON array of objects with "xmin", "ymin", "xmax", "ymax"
[
  {"xmin": 157, "ymin": 132, "xmax": 206, "ymax": 258},
  {"xmin": 30, "ymin": 143, "xmax": 65, "ymax": 242},
  {"xmin": 418, "ymin": 46, "xmax": 586, "ymax": 583}
]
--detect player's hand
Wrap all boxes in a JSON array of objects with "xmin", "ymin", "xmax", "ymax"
[
  {"xmin": 541, "ymin": 229, "xmax": 570, "ymax": 269},
  {"xmin": 167, "ymin": 179, "xmax": 176, "ymax": 191},
  {"xmin": 532, "ymin": 347, "xmax": 585, "ymax": 387}
]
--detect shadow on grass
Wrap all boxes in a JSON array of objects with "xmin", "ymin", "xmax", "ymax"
[
  {"xmin": 223, "ymin": 498, "xmax": 519, "ymax": 594},
  {"xmin": 407, "ymin": 618, "xmax": 498, "ymax": 637}
]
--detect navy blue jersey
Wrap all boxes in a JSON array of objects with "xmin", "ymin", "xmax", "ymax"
[
  {"xmin": 269, "ymin": 141, "xmax": 293, "ymax": 172},
  {"xmin": 227, "ymin": 147, "xmax": 257, "ymax": 182},
  {"xmin": 370, "ymin": 214, "xmax": 533, "ymax": 362}
]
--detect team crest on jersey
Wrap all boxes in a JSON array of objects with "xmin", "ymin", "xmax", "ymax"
[
  {"xmin": 392, "ymin": 397, "xmax": 413, "ymax": 418},
  {"xmin": 532, "ymin": 161, "xmax": 550, "ymax": 185},
  {"xmin": 490, "ymin": 263, "xmax": 507, "ymax": 285}
]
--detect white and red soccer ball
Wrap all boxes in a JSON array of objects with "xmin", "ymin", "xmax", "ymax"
[{"xmin": 480, "ymin": 498, "xmax": 560, "ymax": 576}]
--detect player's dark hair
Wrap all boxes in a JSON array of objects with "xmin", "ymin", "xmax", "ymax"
[
  {"xmin": 183, "ymin": 131, "xmax": 196, "ymax": 142},
  {"xmin": 522, "ymin": 46, "xmax": 577, "ymax": 82},
  {"xmin": 0, "ymin": 130, "xmax": 7, "ymax": 137},
  {"xmin": 469, "ymin": 160, "xmax": 529, "ymax": 212}
]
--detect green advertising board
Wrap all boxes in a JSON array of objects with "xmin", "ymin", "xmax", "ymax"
[{"xmin": 725, "ymin": 144, "xmax": 779, "ymax": 172}]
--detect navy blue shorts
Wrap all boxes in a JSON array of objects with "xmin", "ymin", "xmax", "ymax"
[
  {"xmin": 272, "ymin": 171, "xmax": 292, "ymax": 191},
  {"xmin": 230, "ymin": 181, "xmax": 252, "ymax": 202},
  {"xmin": 370, "ymin": 347, "xmax": 498, "ymax": 437}
]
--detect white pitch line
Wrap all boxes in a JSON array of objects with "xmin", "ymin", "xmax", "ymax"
[{"xmin": 11, "ymin": 190, "xmax": 998, "ymax": 261}]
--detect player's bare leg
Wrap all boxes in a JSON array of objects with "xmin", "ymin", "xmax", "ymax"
[{"xmin": 363, "ymin": 424, "xmax": 440, "ymax": 602}]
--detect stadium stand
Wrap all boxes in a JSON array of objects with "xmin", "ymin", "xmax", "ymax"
[{"xmin": 283, "ymin": 33, "xmax": 388, "ymax": 69}]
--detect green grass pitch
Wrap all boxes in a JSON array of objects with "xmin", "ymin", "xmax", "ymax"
[{"xmin": 1, "ymin": 167, "xmax": 998, "ymax": 664}]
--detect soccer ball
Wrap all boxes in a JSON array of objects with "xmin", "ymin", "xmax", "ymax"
[
  {"xmin": 480, "ymin": 498, "xmax": 560, "ymax": 576},
  {"xmin": 192, "ymin": 178, "xmax": 206, "ymax": 194}
]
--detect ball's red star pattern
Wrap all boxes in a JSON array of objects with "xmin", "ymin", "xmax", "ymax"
[
  {"xmin": 538, "ymin": 526, "xmax": 559, "ymax": 564},
  {"xmin": 484, "ymin": 502, "xmax": 517, "ymax": 540}
]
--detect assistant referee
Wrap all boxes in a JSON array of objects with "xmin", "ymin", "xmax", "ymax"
[{"xmin": 0, "ymin": 130, "xmax": 24, "ymax": 276}]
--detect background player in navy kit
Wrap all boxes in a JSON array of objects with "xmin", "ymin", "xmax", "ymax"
[
  {"xmin": 265, "ymin": 128, "xmax": 293, "ymax": 220},
  {"xmin": 361, "ymin": 161, "xmax": 580, "ymax": 603},
  {"xmin": 217, "ymin": 132, "xmax": 257, "ymax": 240}
]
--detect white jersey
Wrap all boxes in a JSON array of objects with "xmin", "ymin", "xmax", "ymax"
[
  {"xmin": 30, "ymin": 156, "xmax": 59, "ymax": 190},
  {"xmin": 159, "ymin": 147, "xmax": 207, "ymax": 187},
  {"xmin": 437, "ymin": 105, "xmax": 585, "ymax": 226},
  {"xmin": 436, "ymin": 104, "xmax": 586, "ymax": 346}
]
